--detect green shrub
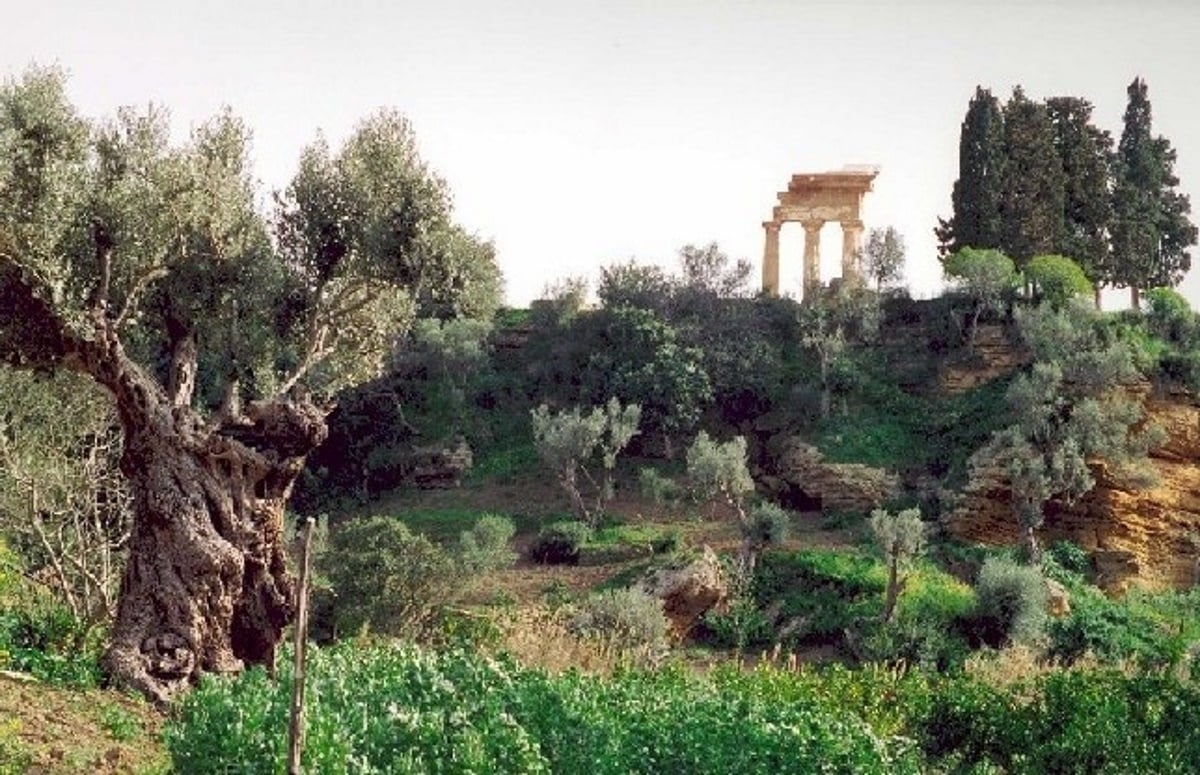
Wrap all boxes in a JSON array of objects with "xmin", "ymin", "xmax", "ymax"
[
  {"xmin": 920, "ymin": 670, "xmax": 1200, "ymax": 774},
  {"xmin": 0, "ymin": 541, "xmax": 103, "ymax": 687},
  {"xmin": 970, "ymin": 557, "xmax": 1048, "ymax": 647},
  {"xmin": 458, "ymin": 513, "xmax": 517, "ymax": 573},
  {"xmin": 569, "ymin": 587, "xmax": 670, "ymax": 663},
  {"xmin": 639, "ymin": 466, "xmax": 681, "ymax": 505},
  {"xmin": 750, "ymin": 549, "xmax": 886, "ymax": 645},
  {"xmin": 747, "ymin": 502, "xmax": 791, "ymax": 548},
  {"xmin": 861, "ymin": 566, "xmax": 975, "ymax": 669},
  {"xmin": 318, "ymin": 515, "xmax": 457, "ymax": 640},
  {"xmin": 702, "ymin": 596, "xmax": 772, "ymax": 651},
  {"xmin": 1046, "ymin": 539, "xmax": 1090, "ymax": 576},
  {"xmin": 530, "ymin": 520, "xmax": 593, "ymax": 565},
  {"xmin": 1048, "ymin": 584, "xmax": 1200, "ymax": 668}
]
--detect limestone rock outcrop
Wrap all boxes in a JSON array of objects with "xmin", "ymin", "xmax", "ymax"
[
  {"xmin": 938, "ymin": 323, "xmax": 1029, "ymax": 394},
  {"xmin": 947, "ymin": 391, "xmax": 1200, "ymax": 593},
  {"xmin": 637, "ymin": 546, "xmax": 728, "ymax": 640},
  {"xmin": 761, "ymin": 436, "xmax": 900, "ymax": 514}
]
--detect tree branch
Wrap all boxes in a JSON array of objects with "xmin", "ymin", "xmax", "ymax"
[{"xmin": 0, "ymin": 254, "xmax": 71, "ymax": 370}]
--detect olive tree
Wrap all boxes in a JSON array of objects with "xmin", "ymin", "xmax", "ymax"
[
  {"xmin": 968, "ymin": 302, "xmax": 1161, "ymax": 563},
  {"xmin": 531, "ymin": 399, "xmax": 641, "ymax": 527},
  {"xmin": 869, "ymin": 507, "xmax": 927, "ymax": 624},
  {"xmin": 0, "ymin": 67, "xmax": 498, "ymax": 702},
  {"xmin": 861, "ymin": 226, "xmax": 906, "ymax": 291},
  {"xmin": 943, "ymin": 247, "xmax": 1020, "ymax": 348}
]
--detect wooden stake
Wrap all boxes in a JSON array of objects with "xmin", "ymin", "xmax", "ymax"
[{"xmin": 287, "ymin": 517, "xmax": 315, "ymax": 775}]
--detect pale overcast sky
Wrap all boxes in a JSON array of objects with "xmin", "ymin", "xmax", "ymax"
[{"xmin": 3, "ymin": 0, "xmax": 1198, "ymax": 306}]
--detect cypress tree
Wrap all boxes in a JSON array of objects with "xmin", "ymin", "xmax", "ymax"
[
  {"xmin": 998, "ymin": 86, "xmax": 1065, "ymax": 271},
  {"xmin": 1045, "ymin": 96, "xmax": 1114, "ymax": 308},
  {"xmin": 936, "ymin": 86, "xmax": 1006, "ymax": 258},
  {"xmin": 1110, "ymin": 77, "xmax": 1198, "ymax": 308}
]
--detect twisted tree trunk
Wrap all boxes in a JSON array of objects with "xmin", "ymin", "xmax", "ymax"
[{"xmin": 66, "ymin": 322, "xmax": 327, "ymax": 705}]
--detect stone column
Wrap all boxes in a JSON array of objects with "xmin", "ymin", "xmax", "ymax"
[
  {"xmin": 802, "ymin": 220, "xmax": 823, "ymax": 297},
  {"xmin": 841, "ymin": 219, "xmax": 864, "ymax": 287},
  {"xmin": 761, "ymin": 221, "xmax": 781, "ymax": 296}
]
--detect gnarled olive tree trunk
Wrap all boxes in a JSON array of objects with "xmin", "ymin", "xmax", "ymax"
[{"xmin": 69, "ymin": 328, "xmax": 327, "ymax": 705}]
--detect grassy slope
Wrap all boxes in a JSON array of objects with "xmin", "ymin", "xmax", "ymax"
[{"xmin": 0, "ymin": 673, "xmax": 167, "ymax": 774}]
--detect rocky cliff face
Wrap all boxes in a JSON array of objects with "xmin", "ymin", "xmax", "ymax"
[{"xmin": 947, "ymin": 389, "xmax": 1200, "ymax": 593}]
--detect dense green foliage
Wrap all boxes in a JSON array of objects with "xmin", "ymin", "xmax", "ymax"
[
  {"xmin": 939, "ymin": 78, "xmax": 1195, "ymax": 300},
  {"xmin": 1110, "ymin": 78, "xmax": 1197, "ymax": 304},
  {"xmin": 999, "ymin": 87, "xmax": 1066, "ymax": 268},
  {"xmin": 936, "ymin": 86, "xmax": 1006, "ymax": 257},
  {"xmin": 167, "ymin": 643, "xmax": 918, "ymax": 774},
  {"xmin": 0, "ymin": 538, "xmax": 102, "ymax": 687},
  {"xmin": 167, "ymin": 642, "xmax": 1200, "ymax": 774}
]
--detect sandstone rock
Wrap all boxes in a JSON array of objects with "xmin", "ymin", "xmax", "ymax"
[
  {"xmin": 763, "ymin": 436, "xmax": 900, "ymax": 514},
  {"xmin": 938, "ymin": 323, "xmax": 1029, "ymax": 394},
  {"xmin": 637, "ymin": 546, "xmax": 728, "ymax": 640},
  {"xmin": 1045, "ymin": 578, "xmax": 1071, "ymax": 617},
  {"xmin": 946, "ymin": 391, "xmax": 1200, "ymax": 593}
]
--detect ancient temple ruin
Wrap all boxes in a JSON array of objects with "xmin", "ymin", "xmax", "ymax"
[{"xmin": 761, "ymin": 166, "xmax": 879, "ymax": 297}]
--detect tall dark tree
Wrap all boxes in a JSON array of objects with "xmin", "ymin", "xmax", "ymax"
[
  {"xmin": 936, "ymin": 87, "xmax": 1006, "ymax": 257},
  {"xmin": 1110, "ymin": 77, "xmax": 1197, "ymax": 308},
  {"xmin": 1045, "ymin": 96, "xmax": 1114, "ymax": 307},
  {"xmin": 998, "ymin": 87, "xmax": 1065, "ymax": 271},
  {"xmin": 0, "ymin": 68, "xmax": 497, "ymax": 703}
]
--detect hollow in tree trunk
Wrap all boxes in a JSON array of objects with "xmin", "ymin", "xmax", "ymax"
[{"xmin": 73, "ymin": 332, "xmax": 328, "ymax": 705}]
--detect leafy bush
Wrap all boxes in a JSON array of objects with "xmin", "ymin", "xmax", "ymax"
[
  {"xmin": 920, "ymin": 670, "xmax": 1200, "ymax": 774},
  {"xmin": 970, "ymin": 557, "xmax": 1048, "ymax": 647},
  {"xmin": 530, "ymin": 520, "xmax": 593, "ymax": 565},
  {"xmin": 752, "ymin": 549, "xmax": 886, "ymax": 640},
  {"xmin": 0, "ymin": 540, "xmax": 103, "ymax": 687},
  {"xmin": 1046, "ymin": 540, "xmax": 1091, "ymax": 576},
  {"xmin": 318, "ymin": 515, "xmax": 457, "ymax": 640},
  {"xmin": 569, "ymin": 587, "xmax": 670, "ymax": 663},
  {"xmin": 168, "ymin": 643, "xmax": 919, "ymax": 774},
  {"xmin": 458, "ymin": 513, "xmax": 517, "ymax": 573},
  {"xmin": 1048, "ymin": 583, "xmax": 1200, "ymax": 668},
  {"xmin": 1026, "ymin": 254, "xmax": 1093, "ymax": 310},
  {"xmin": 747, "ymin": 502, "xmax": 791, "ymax": 548},
  {"xmin": 702, "ymin": 596, "xmax": 773, "ymax": 651}
]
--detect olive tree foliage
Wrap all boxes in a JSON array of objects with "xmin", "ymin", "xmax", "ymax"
[
  {"xmin": 968, "ymin": 302, "xmax": 1162, "ymax": 563},
  {"xmin": 869, "ymin": 508, "xmax": 927, "ymax": 624},
  {"xmin": 798, "ymin": 288, "xmax": 881, "ymax": 417},
  {"xmin": 531, "ymin": 399, "xmax": 641, "ymax": 527},
  {"xmin": 685, "ymin": 432, "xmax": 783, "ymax": 572},
  {"xmin": 0, "ymin": 67, "xmax": 497, "ymax": 702},
  {"xmin": 943, "ymin": 247, "xmax": 1020, "ymax": 348},
  {"xmin": 860, "ymin": 226, "xmax": 907, "ymax": 291},
  {"xmin": 0, "ymin": 368, "xmax": 132, "ymax": 626}
]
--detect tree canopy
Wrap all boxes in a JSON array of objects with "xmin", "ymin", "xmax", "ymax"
[
  {"xmin": 0, "ymin": 65, "xmax": 500, "ymax": 702},
  {"xmin": 1109, "ymin": 78, "xmax": 1197, "ymax": 307}
]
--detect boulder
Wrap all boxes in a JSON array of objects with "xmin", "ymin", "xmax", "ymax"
[
  {"xmin": 637, "ymin": 546, "xmax": 728, "ymax": 640},
  {"xmin": 762, "ymin": 436, "xmax": 900, "ymax": 514},
  {"xmin": 1045, "ymin": 578, "xmax": 1071, "ymax": 617}
]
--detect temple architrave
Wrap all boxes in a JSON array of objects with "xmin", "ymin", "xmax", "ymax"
[{"xmin": 761, "ymin": 166, "xmax": 879, "ymax": 297}]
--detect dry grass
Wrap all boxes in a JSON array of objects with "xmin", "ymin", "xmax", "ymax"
[
  {"xmin": 962, "ymin": 644, "xmax": 1127, "ymax": 689},
  {"xmin": 494, "ymin": 605, "xmax": 627, "ymax": 675}
]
